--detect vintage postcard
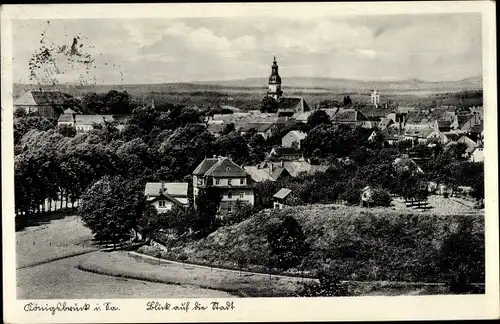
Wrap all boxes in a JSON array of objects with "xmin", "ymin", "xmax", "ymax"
[{"xmin": 2, "ymin": 2, "xmax": 499, "ymax": 323}]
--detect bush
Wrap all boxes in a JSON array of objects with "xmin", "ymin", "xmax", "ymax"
[
  {"xmin": 370, "ymin": 189, "xmax": 392, "ymax": 207},
  {"xmin": 297, "ymin": 271, "xmax": 349, "ymax": 297},
  {"xmin": 443, "ymin": 192, "xmax": 449, "ymax": 198},
  {"xmin": 340, "ymin": 186, "xmax": 361, "ymax": 205}
]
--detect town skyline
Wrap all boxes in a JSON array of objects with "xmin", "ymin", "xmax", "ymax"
[{"xmin": 12, "ymin": 13, "xmax": 482, "ymax": 85}]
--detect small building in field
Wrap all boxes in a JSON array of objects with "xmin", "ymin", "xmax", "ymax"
[
  {"xmin": 273, "ymin": 188, "xmax": 294, "ymax": 209},
  {"xmin": 144, "ymin": 182, "xmax": 189, "ymax": 212},
  {"xmin": 282, "ymin": 130, "xmax": 307, "ymax": 149},
  {"xmin": 74, "ymin": 115, "xmax": 115, "ymax": 132},
  {"xmin": 360, "ymin": 186, "xmax": 374, "ymax": 207}
]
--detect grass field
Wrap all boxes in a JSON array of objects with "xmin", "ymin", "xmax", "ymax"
[
  {"xmin": 162, "ymin": 201, "xmax": 484, "ymax": 285},
  {"xmin": 16, "ymin": 215, "xmax": 96, "ymax": 269},
  {"xmin": 79, "ymin": 251, "xmax": 307, "ymax": 297},
  {"xmin": 16, "ymin": 215, "xmax": 235, "ymax": 298}
]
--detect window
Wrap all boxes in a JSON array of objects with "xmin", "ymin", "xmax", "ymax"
[
  {"xmin": 239, "ymin": 192, "xmax": 244, "ymax": 199},
  {"xmin": 158, "ymin": 200, "xmax": 166, "ymax": 207},
  {"xmin": 228, "ymin": 206, "xmax": 232, "ymax": 213},
  {"xmin": 240, "ymin": 178, "xmax": 244, "ymax": 185},
  {"xmin": 215, "ymin": 179, "xmax": 220, "ymax": 185},
  {"xmin": 228, "ymin": 179, "xmax": 232, "ymax": 186},
  {"xmin": 228, "ymin": 192, "xmax": 232, "ymax": 199}
]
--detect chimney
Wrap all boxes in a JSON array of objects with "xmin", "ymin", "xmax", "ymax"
[
  {"xmin": 160, "ymin": 182, "xmax": 165, "ymax": 194},
  {"xmin": 269, "ymin": 164, "xmax": 274, "ymax": 173},
  {"xmin": 280, "ymin": 160, "xmax": 284, "ymax": 167}
]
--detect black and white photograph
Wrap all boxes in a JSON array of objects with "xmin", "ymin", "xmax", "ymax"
[{"xmin": 2, "ymin": 2, "xmax": 498, "ymax": 323}]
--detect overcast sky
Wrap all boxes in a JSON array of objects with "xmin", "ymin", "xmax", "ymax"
[{"xmin": 12, "ymin": 13, "xmax": 482, "ymax": 85}]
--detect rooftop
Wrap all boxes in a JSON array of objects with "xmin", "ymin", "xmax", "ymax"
[{"xmin": 273, "ymin": 188, "xmax": 292, "ymax": 200}]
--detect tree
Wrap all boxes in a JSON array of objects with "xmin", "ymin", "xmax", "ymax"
[
  {"xmin": 343, "ymin": 95, "xmax": 352, "ymax": 106},
  {"xmin": 439, "ymin": 217, "xmax": 484, "ymax": 294},
  {"xmin": 194, "ymin": 188, "xmax": 222, "ymax": 236},
  {"xmin": 222, "ymin": 200, "xmax": 254, "ymax": 226},
  {"xmin": 79, "ymin": 176, "xmax": 143, "ymax": 244},
  {"xmin": 307, "ymin": 110, "xmax": 332, "ymax": 129},
  {"xmin": 261, "ymin": 96, "xmax": 278, "ymax": 113},
  {"xmin": 58, "ymin": 124, "xmax": 76, "ymax": 137},
  {"xmin": 266, "ymin": 214, "xmax": 310, "ymax": 270}
]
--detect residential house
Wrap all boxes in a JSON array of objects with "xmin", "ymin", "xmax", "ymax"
[
  {"xmin": 276, "ymin": 97, "xmax": 311, "ymax": 116},
  {"xmin": 206, "ymin": 123, "xmax": 226, "ymax": 138},
  {"xmin": 434, "ymin": 120, "xmax": 453, "ymax": 132},
  {"xmin": 368, "ymin": 129, "xmax": 400, "ymax": 145},
  {"xmin": 282, "ymin": 130, "xmax": 307, "ymax": 149},
  {"xmin": 144, "ymin": 182, "xmax": 189, "ymax": 212},
  {"xmin": 192, "ymin": 156, "xmax": 254, "ymax": 215},
  {"xmin": 73, "ymin": 115, "xmax": 115, "ymax": 132},
  {"xmin": 378, "ymin": 117, "xmax": 394, "ymax": 130},
  {"xmin": 392, "ymin": 156, "xmax": 424, "ymax": 174},
  {"xmin": 273, "ymin": 188, "xmax": 295, "ymax": 209},
  {"xmin": 331, "ymin": 109, "xmax": 369, "ymax": 127},
  {"xmin": 470, "ymin": 146, "xmax": 484, "ymax": 162},
  {"xmin": 244, "ymin": 161, "xmax": 292, "ymax": 183},
  {"xmin": 269, "ymin": 146, "xmax": 302, "ymax": 161},
  {"xmin": 457, "ymin": 135, "xmax": 479, "ymax": 157},
  {"xmin": 293, "ymin": 111, "xmax": 313, "ymax": 123},
  {"xmin": 460, "ymin": 114, "xmax": 482, "ymax": 132},
  {"xmin": 14, "ymin": 90, "xmax": 73, "ymax": 118},
  {"xmin": 57, "ymin": 108, "xmax": 77, "ymax": 126},
  {"xmin": 237, "ymin": 122, "xmax": 274, "ymax": 140},
  {"xmin": 404, "ymin": 127, "xmax": 434, "ymax": 143}
]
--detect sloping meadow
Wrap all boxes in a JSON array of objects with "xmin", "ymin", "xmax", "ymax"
[{"xmin": 167, "ymin": 205, "xmax": 484, "ymax": 284}]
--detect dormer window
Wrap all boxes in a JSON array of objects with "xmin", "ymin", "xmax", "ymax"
[{"xmin": 226, "ymin": 167, "xmax": 231, "ymax": 171}]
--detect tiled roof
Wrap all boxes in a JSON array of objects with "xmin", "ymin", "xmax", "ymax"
[
  {"xmin": 270, "ymin": 166, "xmax": 288, "ymax": 179},
  {"xmin": 58, "ymin": 114, "xmax": 74, "ymax": 123},
  {"xmin": 276, "ymin": 97, "xmax": 309, "ymax": 112},
  {"xmin": 237, "ymin": 122, "xmax": 274, "ymax": 133},
  {"xmin": 469, "ymin": 124, "xmax": 483, "ymax": 134},
  {"xmin": 145, "ymin": 182, "xmax": 189, "ymax": 197},
  {"xmin": 286, "ymin": 130, "xmax": 307, "ymax": 140},
  {"xmin": 332, "ymin": 109, "xmax": 368, "ymax": 122},
  {"xmin": 14, "ymin": 90, "xmax": 71, "ymax": 106},
  {"xmin": 194, "ymin": 157, "xmax": 248, "ymax": 177},
  {"xmin": 275, "ymin": 161, "xmax": 328, "ymax": 177},
  {"xmin": 206, "ymin": 123, "xmax": 226, "ymax": 134},
  {"xmin": 273, "ymin": 188, "xmax": 292, "ymax": 200},
  {"xmin": 392, "ymin": 158, "xmax": 424, "ymax": 173},
  {"xmin": 63, "ymin": 108, "xmax": 76, "ymax": 114},
  {"xmin": 243, "ymin": 166, "xmax": 276, "ymax": 182},
  {"xmin": 379, "ymin": 118, "xmax": 393, "ymax": 128},
  {"xmin": 192, "ymin": 158, "xmax": 219, "ymax": 175},
  {"xmin": 144, "ymin": 182, "xmax": 189, "ymax": 207},
  {"xmin": 293, "ymin": 111, "xmax": 312, "ymax": 122},
  {"xmin": 74, "ymin": 115, "xmax": 114, "ymax": 125},
  {"xmin": 271, "ymin": 146, "xmax": 301, "ymax": 156},
  {"xmin": 404, "ymin": 128, "xmax": 434, "ymax": 138},
  {"xmin": 437, "ymin": 120, "xmax": 452, "ymax": 128},
  {"xmin": 457, "ymin": 135, "xmax": 477, "ymax": 149}
]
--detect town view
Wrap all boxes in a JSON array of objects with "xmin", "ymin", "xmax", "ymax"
[{"xmin": 13, "ymin": 14, "xmax": 485, "ymax": 298}]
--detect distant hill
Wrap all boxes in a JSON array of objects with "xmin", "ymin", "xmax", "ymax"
[
  {"xmin": 13, "ymin": 76, "xmax": 482, "ymax": 99},
  {"xmin": 192, "ymin": 76, "xmax": 483, "ymax": 92}
]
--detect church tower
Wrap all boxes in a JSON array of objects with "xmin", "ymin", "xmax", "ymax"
[{"xmin": 267, "ymin": 56, "xmax": 283, "ymax": 101}]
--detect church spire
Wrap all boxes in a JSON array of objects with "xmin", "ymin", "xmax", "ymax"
[{"xmin": 267, "ymin": 56, "xmax": 283, "ymax": 101}]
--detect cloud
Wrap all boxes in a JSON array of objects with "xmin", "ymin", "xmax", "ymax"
[{"xmin": 12, "ymin": 14, "xmax": 482, "ymax": 84}]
